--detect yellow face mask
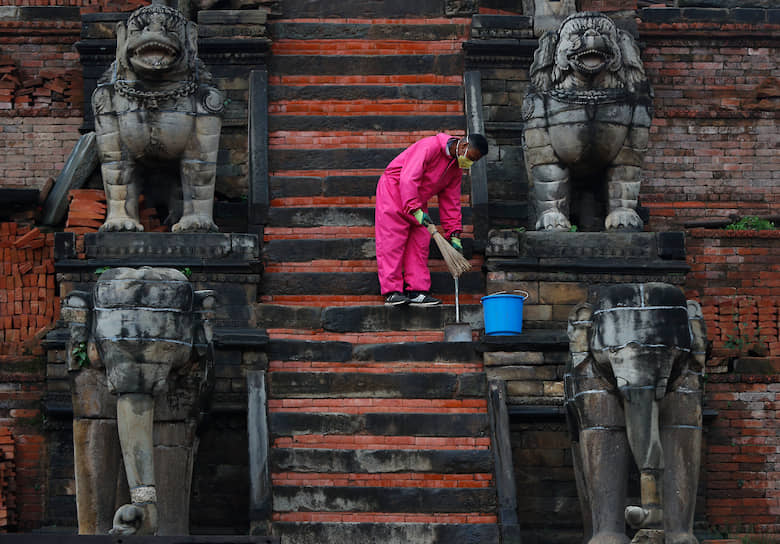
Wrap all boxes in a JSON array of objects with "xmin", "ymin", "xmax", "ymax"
[{"xmin": 457, "ymin": 140, "xmax": 474, "ymax": 169}]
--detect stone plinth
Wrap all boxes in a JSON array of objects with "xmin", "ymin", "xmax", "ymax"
[
  {"xmin": 485, "ymin": 230, "xmax": 688, "ymax": 330},
  {"xmin": 46, "ymin": 231, "xmax": 269, "ymax": 533}
]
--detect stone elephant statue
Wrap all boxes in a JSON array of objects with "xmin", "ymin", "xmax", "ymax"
[
  {"xmin": 565, "ymin": 282, "xmax": 707, "ymax": 544},
  {"xmin": 61, "ymin": 267, "xmax": 215, "ymax": 535}
]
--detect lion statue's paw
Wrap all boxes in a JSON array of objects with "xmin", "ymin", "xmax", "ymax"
[
  {"xmin": 665, "ymin": 533, "xmax": 699, "ymax": 544},
  {"xmin": 99, "ymin": 218, "xmax": 144, "ymax": 232},
  {"xmin": 605, "ymin": 208, "xmax": 643, "ymax": 232},
  {"xmin": 536, "ymin": 209, "xmax": 571, "ymax": 231},
  {"xmin": 172, "ymin": 214, "xmax": 219, "ymax": 233},
  {"xmin": 587, "ymin": 532, "xmax": 631, "ymax": 544}
]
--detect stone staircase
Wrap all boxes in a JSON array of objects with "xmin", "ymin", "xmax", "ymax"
[{"xmin": 261, "ymin": 9, "xmax": 499, "ymax": 543}]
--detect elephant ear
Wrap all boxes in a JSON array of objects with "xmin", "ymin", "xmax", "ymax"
[
  {"xmin": 530, "ymin": 29, "xmax": 558, "ymax": 92},
  {"xmin": 686, "ymin": 300, "xmax": 708, "ymax": 371},
  {"xmin": 567, "ymin": 302, "xmax": 594, "ymax": 371}
]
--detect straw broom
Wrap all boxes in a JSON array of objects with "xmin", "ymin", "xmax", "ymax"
[{"xmin": 426, "ymin": 223, "xmax": 471, "ymax": 278}]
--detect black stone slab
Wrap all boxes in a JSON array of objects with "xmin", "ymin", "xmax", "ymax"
[
  {"xmin": 82, "ymin": 233, "xmax": 260, "ymax": 261},
  {"xmin": 269, "ymin": 85, "xmax": 463, "ymax": 102},
  {"xmin": 270, "ymin": 148, "xmax": 402, "ymax": 172},
  {"xmin": 268, "ymin": 372, "xmax": 486, "ymax": 398},
  {"xmin": 263, "ymin": 237, "xmax": 473, "ymax": 262},
  {"xmin": 19, "ymin": 6, "xmax": 80, "ymax": 19},
  {"xmin": 261, "ymin": 270, "xmax": 483, "ymax": 296},
  {"xmin": 249, "ymin": 69, "xmax": 270, "ymax": 229},
  {"xmin": 214, "ymin": 328, "xmax": 270, "ymax": 348},
  {"xmin": 271, "ymin": 448, "xmax": 493, "ymax": 473},
  {"xmin": 269, "ymin": 115, "xmax": 465, "ymax": 132},
  {"xmin": 270, "ymin": 412, "xmax": 489, "ymax": 437},
  {"xmin": 273, "ymin": 486, "xmax": 496, "ymax": 513},
  {"xmin": 269, "ymin": 175, "xmax": 379, "ymax": 198},
  {"xmin": 2, "ymin": 538, "xmax": 276, "ymax": 544},
  {"xmin": 321, "ymin": 304, "xmax": 483, "ymax": 332},
  {"xmin": 255, "ymin": 304, "xmax": 323, "ymax": 330},
  {"xmin": 269, "ymin": 22, "xmax": 467, "ymax": 41},
  {"xmin": 0, "ymin": 188, "xmax": 39, "ymax": 204},
  {"xmin": 352, "ymin": 341, "xmax": 482, "ymax": 362},
  {"xmin": 487, "ymin": 379, "xmax": 520, "ymax": 539},
  {"xmin": 269, "ymin": 55, "xmax": 462, "ymax": 77},
  {"xmin": 273, "ymin": 522, "xmax": 499, "ymax": 544},
  {"xmin": 279, "ymin": 0, "xmax": 446, "ymax": 18},
  {"xmin": 476, "ymin": 329, "xmax": 569, "ymax": 352},
  {"xmin": 268, "ymin": 339, "xmax": 353, "ymax": 362}
]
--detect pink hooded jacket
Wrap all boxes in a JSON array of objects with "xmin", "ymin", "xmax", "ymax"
[{"xmin": 379, "ymin": 133, "xmax": 463, "ymax": 237}]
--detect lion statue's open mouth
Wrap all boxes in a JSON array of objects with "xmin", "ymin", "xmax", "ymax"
[
  {"xmin": 569, "ymin": 45, "xmax": 610, "ymax": 74},
  {"xmin": 130, "ymin": 39, "xmax": 181, "ymax": 71}
]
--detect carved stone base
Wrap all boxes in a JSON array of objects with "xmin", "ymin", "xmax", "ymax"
[{"xmin": 631, "ymin": 529, "xmax": 664, "ymax": 544}]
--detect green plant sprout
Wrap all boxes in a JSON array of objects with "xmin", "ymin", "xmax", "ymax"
[
  {"xmin": 72, "ymin": 342, "xmax": 90, "ymax": 368},
  {"xmin": 725, "ymin": 216, "xmax": 775, "ymax": 231}
]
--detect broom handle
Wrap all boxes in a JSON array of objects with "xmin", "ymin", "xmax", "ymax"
[{"xmin": 455, "ymin": 276, "xmax": 460, "ymax": 323}]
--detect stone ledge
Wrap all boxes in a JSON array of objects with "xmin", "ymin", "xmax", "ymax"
[{"xmin": 2, "ymin": 537, "xmax": 277, "ymax": 543}]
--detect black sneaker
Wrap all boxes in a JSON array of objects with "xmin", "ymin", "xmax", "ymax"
[
  {"xmin": 385, "ymin": 292, "xmax": 410, "ymax": 306},
  {"xmin": 407, "ymin": 291, "xmax": 441, "ymax": 306}
]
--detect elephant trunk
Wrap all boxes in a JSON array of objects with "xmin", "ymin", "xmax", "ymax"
[
  {"xmin": 110, "ymin": 393, "xmax": 158, "ymax": 536},
  {"xmin": 621, "ymin": 386, "xmax": 663, "ymax": 530}
]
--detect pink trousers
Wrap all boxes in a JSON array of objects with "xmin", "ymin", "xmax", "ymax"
[{"xmin": 375, "ymin": 175, "xmax": 431, "ymax": 295}]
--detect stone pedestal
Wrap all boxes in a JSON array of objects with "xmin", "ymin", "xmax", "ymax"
[
  {"xmin": 46, "ymin": 232, "xmax": 269, "ymax": 534},
  {"xmin": 479, "ymin": 230, "xmax": 690, "ymax": 541}
]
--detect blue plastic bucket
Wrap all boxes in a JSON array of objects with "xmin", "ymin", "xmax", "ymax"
[{"xmin": 480, "ymin": 290, "xmax": 528, "ymax": 336}]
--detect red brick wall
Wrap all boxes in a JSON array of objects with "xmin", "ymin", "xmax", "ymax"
[
  {"xmin": 0, "ymin": 18, "xmax": 83, "ymax": 191},
  {"xmin": 685, "ymin": 229, "xmax": 780, "ymax": 372},
  {"xmin": 704, "ymin": 375, "xmax": 780, "ymax": 538},
  {"xmin": 639, "ymin": 24, "xmax": 779, "ymax": 229},
  {"xmin": 0, "ymin": 224, "xmax": 56, "ymax": 531}
]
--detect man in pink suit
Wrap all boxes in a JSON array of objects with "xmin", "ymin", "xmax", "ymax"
[{"xmin": 375, "ymin": 133, "xmax": 488, "ymax": 306}]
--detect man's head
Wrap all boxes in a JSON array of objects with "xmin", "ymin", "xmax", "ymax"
[{"xmin": 452, "ymin": 133, "xmax": 489, "ymax": 169}]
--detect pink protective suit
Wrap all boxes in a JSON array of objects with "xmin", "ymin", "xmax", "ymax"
[{"xmin": 375, "ymin": 133, "xmax": 463, "ymax": 295}]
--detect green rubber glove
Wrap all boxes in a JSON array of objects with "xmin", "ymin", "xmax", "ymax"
[
  {"xmin": 412, "ymin": 209, "xmax": 432, "ymax": 226},
  {"xmin": 450, "ymin": 236, "xmax": 463, "ymax": 254}
]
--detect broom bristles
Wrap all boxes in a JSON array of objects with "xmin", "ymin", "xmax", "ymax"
[{"xmin": 427, "ymin": 224, "xmax": 471, "ymax": 278}]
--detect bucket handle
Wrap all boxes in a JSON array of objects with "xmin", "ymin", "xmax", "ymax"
[{"xmin": 487, "ymin": 290, "xmax": 529, "ymax": 300}]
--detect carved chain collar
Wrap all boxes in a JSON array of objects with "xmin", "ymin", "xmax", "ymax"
[
  {"xmin": 115, "ymin": 78, "xmax": 198, "ymax": 109},
  {"xmin": 547, "ymin": 87, "xmax": 628, "ymax": 105}
]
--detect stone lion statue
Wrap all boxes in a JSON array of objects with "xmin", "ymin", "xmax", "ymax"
[
  {"xmin": 93, "ymin": 4, "xmax": 224, "ymax": 233},
  {"xmin": 522, "ymin": 12, "xmax": 653, "ymax": 232}
]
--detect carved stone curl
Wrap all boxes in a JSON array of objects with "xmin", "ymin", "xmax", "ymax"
[
  {"xmin": 62, "ymin": 267, "xmax": 215, "ymax": 535},
  {"xmin": 566, "ymin": 283, "xmax": 707, "ymax": 544},
  {"xmin": 522, "ymin": 12, "xmax": 653, "ymax": 232},
  {"xmin": 92, "ymin": 4, "xmax": 224, "ymax": 233}
]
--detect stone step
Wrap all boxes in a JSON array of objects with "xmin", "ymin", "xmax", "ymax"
[
  {"xmin": 269, "ymin": 54, "xmax": 462, "ymax": 78},
  {"xmin": 269, "ymin": 84, "xmax": 464, "ymax": 103},
  {"xmin": 271, "ymin": 448, "xmax": 493, "ymax": 474},
  {"xmin": 270, "ymin": 174, "xmax": 379, "ymax": 199},
  {"xmin": 269, "ymin": 412, "xmax": 489, "ymax": 437},
  {"xmin": 268, "ymin": 340, "xmax": 483, "ymax": 363},
  {"xmin": 270, "ymin": 114, "xmax": 465, "ymax": 133},
  {"xmin": 272, "ymin": 522, "xmax": 499, "ymax": 544},
  {"xmin": 261, "ymin": 270, "xmax": 483, "ymax": 296},
  {"xmin": 275, "ymin": 521, "xmax": 498, "ymax": 544},
  {"xmin": 267, "ymin": 206, "xmax": 473, "ymax": 228},
  {"xmin": 267, "ymin": 372, "xmax": 486, "ymax": 399},
  {"xmin": 270, "ymin": 20, "xmax": 468, "ymax": 41},
  {"xmin": 264, "ymin": 237, "xmax": 474, "ymax": 262},
  {"xmin": 256, "ymin": 304, "xmax": 483, "ymax": 331},
  {"xmin": 273, "ymin": 486, "xmax": 497, "ymax": 514}
]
